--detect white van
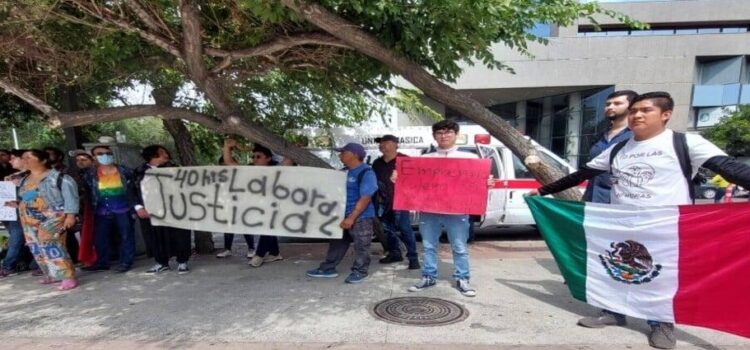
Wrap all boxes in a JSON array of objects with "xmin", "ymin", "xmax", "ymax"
[{"xmin": 293, "ymin": 125, "xmax": 577, "ymax": 229}]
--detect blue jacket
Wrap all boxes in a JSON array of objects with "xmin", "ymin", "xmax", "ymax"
[
  {"xmin": 583, "ymin": 128, "xmax": 633, "ymax": 203},
  {"xmin": 83, "ymin": 164, "xmax": 138, "ymax": 213},
  {"xmin": 18, "ymin": 169, "xmax": 80, "ymax": 214}
]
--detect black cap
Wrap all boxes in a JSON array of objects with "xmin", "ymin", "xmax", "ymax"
[{"xmin": 374, "ymin": 134, "xmax": 399, "ymax": 143}]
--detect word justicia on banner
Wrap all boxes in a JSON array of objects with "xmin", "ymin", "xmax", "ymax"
[{"xmin": 141, "ymin": 166, "xmax": 346, "ymax": 239}]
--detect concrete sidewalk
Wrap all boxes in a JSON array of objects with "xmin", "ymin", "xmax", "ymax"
[{"xmin": 1, "ymin": 240, "xmax": 748, "ymax": 349}]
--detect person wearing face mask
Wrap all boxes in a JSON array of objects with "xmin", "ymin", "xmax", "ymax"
[
  {"xmin": 82, "ymin": 145, "xmax": 138, "ymax": 273},
  {"xmin": 134, "ymin": 145, "xmax": 192, "ymax": 275}
]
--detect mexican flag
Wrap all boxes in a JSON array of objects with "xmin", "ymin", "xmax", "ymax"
[{"xmin": 525, "ymin": 196, "xmax": 750, "ymax": 338}]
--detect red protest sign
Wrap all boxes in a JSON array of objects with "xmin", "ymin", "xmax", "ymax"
[{"xmin": 393, "ymin": 157, "xmax": 491, "ymax": 215}]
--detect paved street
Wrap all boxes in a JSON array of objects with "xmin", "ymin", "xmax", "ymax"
[{"xmin": 1, "ymin": 235, "xmax": 749, "ymax": 349}]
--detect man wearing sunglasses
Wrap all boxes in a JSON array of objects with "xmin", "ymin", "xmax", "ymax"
[{"xmin": 82, "ymin": 145, "xmax": 139, "ymax": 273}]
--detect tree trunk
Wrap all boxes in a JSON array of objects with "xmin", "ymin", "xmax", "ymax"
[
  {"xmin": 282, "ymin": 0, "xmax": 581, "ymax": 200},
  {"xmin": 177, "ymin": 0, "xmax": 332, "ymax": 169},
  {"xmin": 153, "ymin": 85, "xmax": 215, "ymax": 254}
]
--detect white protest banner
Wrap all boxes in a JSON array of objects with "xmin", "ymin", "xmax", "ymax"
[
  {"xmin": 141, "ymin": 166, "xmax": 346, "ymax": 239},
  {"xmin": 0, "ymin": 181, "xmax": 17, "ymax": 221}
]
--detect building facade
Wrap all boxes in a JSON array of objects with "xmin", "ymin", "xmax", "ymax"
[{"xmin": 399, "ymin": 0, "xmax": 750, "ymax": 167}]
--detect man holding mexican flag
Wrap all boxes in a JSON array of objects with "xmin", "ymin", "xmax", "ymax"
[{"xmin": 528, "ymin": 91, "xmax": 750, "ymax": 349}]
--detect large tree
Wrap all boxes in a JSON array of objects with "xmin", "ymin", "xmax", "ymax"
[{"xmin": 0, "ymin": 0, "xmax": 637, "ymax": 199}]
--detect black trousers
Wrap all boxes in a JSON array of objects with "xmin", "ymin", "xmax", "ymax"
[
  {"xmin": 255, "ymin": 236, "xmax": 279, "ymax": 257},
  {"xmin": 141, "ymin": 219, "xmax": 191, "ymax": 265}
]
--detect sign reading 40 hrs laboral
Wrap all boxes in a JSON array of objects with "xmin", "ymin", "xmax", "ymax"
[{"xmin": 141, "ymin": 166, "xmax": 346, "ymax": 239}]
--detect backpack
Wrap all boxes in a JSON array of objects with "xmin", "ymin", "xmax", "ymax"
[{"xmin": 608, "ymin": 131, "xmax": 695, "ymax": 202}]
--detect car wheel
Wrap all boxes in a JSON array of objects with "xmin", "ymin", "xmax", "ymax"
[{"xmin": 702, "ymin": 188, "xmax": 716, "ymax": 199}]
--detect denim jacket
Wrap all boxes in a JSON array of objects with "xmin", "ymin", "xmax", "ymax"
[
  {"xmin": 18, "ymin": 169, "xmax": 80, "ymax": 214},
  {"xmin": 83, "ymin": 164, "xmax": 138, "ymax": 213}
]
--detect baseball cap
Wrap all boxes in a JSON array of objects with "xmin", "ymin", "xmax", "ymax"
[
  {"xmin": 68, "ymin": 149, "xmax": 92, "ymax": 158},
  {"xmin": 374, "ymin": 134, "xmax": 399, "ymax": 143},
  {"xmin": 334, "ymin": 143, "xmax": 367, "ymax": 159}
]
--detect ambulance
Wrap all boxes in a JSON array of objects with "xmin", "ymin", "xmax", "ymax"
[{"xmin": 293, "ymin": 125, "xmax": 577, "ymax": 229}]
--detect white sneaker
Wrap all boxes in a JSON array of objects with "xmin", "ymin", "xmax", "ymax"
[
  {"xmin": 177, "ymin": 263, "xmax": 190, "ymax": 275},
  {"xmin": 249, "ymin": 255, "xmax": 264, "ymax": 267},
  {"xmin": 456, "ymin": 279, "xmax": 476, "ymax": 297},
  {"xmin": 246, "ymin": 249, "xmax": 255, "ymax": 259},
  {"xmin": 263, "ymin": 254, "xmax": 283, "ymax": 263},
  {"xmin": 216, "ymin": 250, "xmax": 232, "ymax": 258}
]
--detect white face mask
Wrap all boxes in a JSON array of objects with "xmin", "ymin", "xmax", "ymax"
[{"xmin": 96, "ymin": 154, "xmax": 114, "ymax": 165}]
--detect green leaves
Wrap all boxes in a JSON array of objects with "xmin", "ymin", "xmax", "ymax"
[{"xmin": 703, "ymin": 105, "xmax": 750, "ymax": 157}]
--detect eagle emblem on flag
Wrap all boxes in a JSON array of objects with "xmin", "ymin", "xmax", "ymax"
[{"xmin": 600, "ymin": 240, "xmax": 662, "ymax": 284}]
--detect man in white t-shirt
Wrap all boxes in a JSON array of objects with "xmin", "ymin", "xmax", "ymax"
[{"xmin": 529, "ymin": 91, "xmax": 750, "ymax": 349}]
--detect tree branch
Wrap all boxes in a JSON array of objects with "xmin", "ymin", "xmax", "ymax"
[
  {"xmin": 281, "ymin": 0, "xmax": 580, "ymax": 198},
  {"xmin": 123, "ymin": 0, "xmax": 177, "ymax": 42},
  {"xmin": 0, "ymin": 78, "xmax": 61, "ymax": 126},
  {"xmin": 177, "ymin": 0, "xmax": 331, "ymax": 168},
  {"xmin": 204, "ymin": 33, "xmax": 351, "ymax": 58},
  {"xmin": 67, "ymin": 0, "xmax": 182, "ymax": 58},
  {"xmin": 1, "ymin": 76, "xmax": 220, "ymax": 130}
]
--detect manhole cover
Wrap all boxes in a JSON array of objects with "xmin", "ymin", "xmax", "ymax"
[{"xmin": 371, "ymin": 297, "xmax": 469, "ymax": 326}]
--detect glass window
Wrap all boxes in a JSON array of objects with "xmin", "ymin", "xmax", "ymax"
[
  {"xmin": 512, "ymin": 155, "xmax": 534, "ymax": 179},
  {"xmin": 676, "ymin": 28, "xmax": 698, "ymax": 35},
  {"xmin": 698, "ymin": 57, "xmax": 743, "ymax": 85},
  {"xmin": 527, "ymin": 23, "xmax": 551, "ymax": 38},
  {"xmin": 698, "ymin": 28, "xmax": 721, "ymax": 34},
  {"xmin": 578, "ymin": 87, "xmax": 614, "ymax": 162},
  {"xmin": 721, "ymin": 27, "xmax": 747, "ymax": 33}
]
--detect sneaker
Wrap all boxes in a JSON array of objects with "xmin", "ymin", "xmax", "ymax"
[
  {"xmin": 345, "ymin": 272, "xmax": 367, "ymax": 284},
  {"xmin": 263, "ymin": 254, "xmax": 283, "ymax": 263},
  {"xmin": 456, "ymin": 279, "xmax": 477, "ymax": 297},
  {"xmin": 0, "ymin": 267, "xmax": 17, "ymax": 278},
  {"xmin": 649, "ymin": 322, "xmax": 676, "ymax": 349},
  {"xmin": 177, "ymin": 263, "xmax": 190, "ymax": 275},
  {"xmin": 577, "ymin": 311, "xmax": 627, "ymax": 328},
  {"xmin": 248, "ymin": 255, "xmax": 264, "ymax": 267},
  {"xmin": 408, "ymin": 276, "xmax": 436, "ymax": 292},
  {"xmin": 246, "ymin": 250, "xmax": 255, "ymax": 259},
  {"xmin": 146, "ymin": 264, "xmax": 170, "ymax": 274},
  {"xmin": 306, "ymin": 268, "xmax": 339, "ymax": 278},
  {"xmin": 58, "ymin": 279, "xmax": 79, "ymax": 291},
  {"xmin": 114, "ymin": 265, "xmax": 130, "ymax": 273},
  {"xmin": 407, "ymin": 259, "xmax": 420, "ymax": 270},
  {"xmin": 216, "ymin": 250, "xmax": 232, "ymax": 258},
  {"xmin": 379, "ymin": 255, "xmax": 403, "ymax": 264}
]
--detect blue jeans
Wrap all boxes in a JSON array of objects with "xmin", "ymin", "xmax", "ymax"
[
  {"xmin": 94, "ymin": 212, "xmax": 135, "ymax": 268},
  {"xmin": 383, "ymin": 210, "xmax": 417, "ymax": 259},
  {"xmin": 419, "ymin": 213, "xmax": 471, "ymax": 280},
  {"xmin": 1, "ymin": 218, "xmax": 24, "ymax": 270},
  {"xmin": 603, "ymin": 310, "xmax": 666, "ymax": 327}
]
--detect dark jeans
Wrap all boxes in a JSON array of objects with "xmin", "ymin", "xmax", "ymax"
[
  {"xmin": 223, "ymin": 233, "xmax": 254, "ymax": 250},
  {"xmin": 319, "ymin": 218, "xmax": 374, "ymax": 275},
  {"xmin": 382, "ymin": 210, "xmax": 417, "ymax": 260},
  {"xmin": 603, "ymin": 309, "xmax": 668, "ymax": 327},
  {"xmin": 1, "ymin": 219, "xmax": 24, "ymax": 270},
  {"xmin": 255, "ymin": 236, "xmax": 279, "ymax": 257},
  {"xmin": 141, "ymin": 219, "xmax": 191, "ymax": 265},
  {"xmin": 66, "ymin": 228, "xmax": 79, "ymax": 264},
  {"xmin": 94, "ymin": 212, "xmax": 135, "ymax": 268}
]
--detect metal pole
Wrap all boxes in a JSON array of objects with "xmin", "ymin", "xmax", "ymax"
[{"xmin": 11, "ymin": 128, "xmax": 19, "ymax": 149}]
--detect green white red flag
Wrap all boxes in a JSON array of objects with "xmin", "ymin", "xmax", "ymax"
[{"xmin": 525, "ymin": 196, "xmax": 750, "ymax": 338}]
